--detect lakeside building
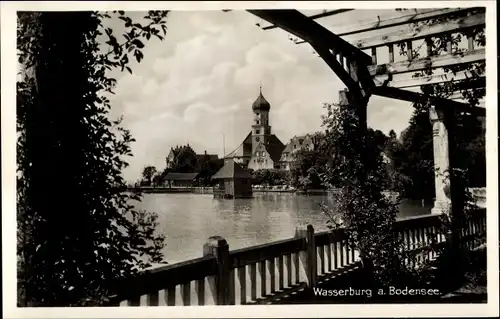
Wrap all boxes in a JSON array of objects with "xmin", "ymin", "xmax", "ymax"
[
  {"xmin": 212, "ymin": 159, "xmax": 252, "ymax": 199},
  {"xmin": 166, "ymin": 149, "xmax": 219, "ymax": 171},
  {"xmin": 163, "ymin": 172, "xmax": 199, "ymax": 188}
]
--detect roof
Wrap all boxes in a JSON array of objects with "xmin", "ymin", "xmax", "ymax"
[
  {"xmin": 263, "ymin": 134, "xmax": 285, "ymax": 162},
  {"xmin": 280, "ymin": 135, "xmax": 312, "ymax": 161},
  {"xmin": 252, "ymin": 88, "xmax": 271, "ymax": 111},
  {"xmin": 164, "ymin": 172, "xmax": 199, "ymax": 181},
  {"xmin": 212, "ymin": 159, "xmax": 251, "ymax": 179},
  {"xmin": 225, "ymin": 132, "xmax": 252, "ymax": 158}
]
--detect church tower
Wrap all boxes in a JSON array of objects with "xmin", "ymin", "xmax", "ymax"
[{"xmin": 251, "ymin": 86, "xmax": 272, "ymax": 154}]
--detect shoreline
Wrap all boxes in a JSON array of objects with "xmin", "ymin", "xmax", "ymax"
[{"xmin": 123, "ymin": 187, "xmax": 399, "ymax": 196}]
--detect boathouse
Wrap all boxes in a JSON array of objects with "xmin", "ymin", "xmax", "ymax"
[
  {"xmin": 163, "ymin": 172, "xmax": 199, "ymax": 188},
  {"xmin": 211, "ymin": 159, "xmax": 252, "ymax": 199}
]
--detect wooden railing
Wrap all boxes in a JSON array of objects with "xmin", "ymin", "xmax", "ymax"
[{"xmin": 107, "ymin": 208, "xmax": 486, "ymax": 306}]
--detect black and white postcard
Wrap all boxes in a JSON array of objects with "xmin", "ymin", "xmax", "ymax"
[{"xmin": 2, "ymin": 1, "xmax": 498, "ymax": 318}]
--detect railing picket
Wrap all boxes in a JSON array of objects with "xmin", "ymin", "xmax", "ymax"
[
  {"xmin": 146, "ymin": 291, "xmax": 159, "ymax": 306},
  {"xmin": 326, "ymin": 243, "xmax": 332, "ymax": 272},
  {"xmin": 237, "ymin": 267, "xmax": 246, "ymax": 304},
  {"xmin": 464, "ymin": 221, "xmax": 469, "ymax": 250},
  {"xmin": 345, "ymin": 241, "xmax": 351, "ymax": 265},
  {"xmin": 421, "ymin": 227, "xmax": 427, "ymax": 262},
  {"xmin": 268, "ymin": 258, "xmax": 276, "ymax": 293},
  {"xmin": 470, "ymin": 219, "xmax": 474, "ymax": 249},
  {"xmin": 416, "ymin": 228, "xmax": 422, "ymax": 264},
  {"xmin": 410, "ymin": 229, "xmax": 417, "ymax": 267},
  {"xmin": 470, "ymin": 219, "xmax": 476, "ymax": 248},
  {"xmin": 181, "ymin": 282, "xmax": 191, "ymax": 306},
  {"xmin": 166, "ymin": 286, "xmax": 176, "ymax": 306},
  {"xmin": 424, "ymin": 226, "xmax": 431, "ymax": 261},
  {"xmin": 286, "ymin": 253, "xmax": 292, "ymax": 287},
  {"xmin": 474, "ymin": 218, "xmax": 480, "ymax": 248},
  {"xmin": 259, "ymin": 260, "xmax": 267, "ymax": 298},
  {"xmin": 350, "ymin": 239, "xmax": 356, "ymax": 262},
  {"xmin": 228, "ymin": 269, "xmax": 235, "ymax": 305},
  {"xmin": 431, "ymin": 226, "xmax": 437, "ymax": 259},
  {"xmin": 250, "ymin": 263, "xmax": 257, "ymax": 301},
  {"xmin": 195, "ymin": 279, "xmax": 205, "ymax": 306},
  {"xmin": 405, "ymin": 229, "xmax": 411, "ymax": 266},
  {"xmin": 127, "ymin": 296, "xmax": 140, "ymax": 307},
  {"xmin": 278, "ymin": 255, "xmax": 284, "ymax": 291},
  {"xmin": 339, "ymin": 241, "xmax": 344, "ymax": 267},
  {"xmin": 470, "ymin": 219, "xmax": 475, "ymax": 248},
  {"xmin": 318, "ymin": 245, "xmax": 325, "ymax": 275},
  {"xmin": 333, "ymin": 241, "xmax": 339, "ymax": 269},
  {"xmin": 294, "ymin": 252, "xmax": 300, "ymax": 284},
  {"xmin": 464, "ymin": 220, "xmax": 469, "ymax": 250}
]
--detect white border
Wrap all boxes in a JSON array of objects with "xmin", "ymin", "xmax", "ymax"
[{"xmin": 2, "ymin": 1, "xmax": 498, "ymax": 318}]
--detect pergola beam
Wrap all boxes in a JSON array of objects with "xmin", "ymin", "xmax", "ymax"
[
  {"xmin": 249, "ymin": 9, "xmax": 485, "ymax": 112},
  {"xmin": 262, "ymin": 9, "xmax": 354, "ymax": 30},
  {"xmin": 373, "ymin": 86, "xmax": 485, "ymax": 116},
  {"xmin": 368, "ymin": 48, "xmax": 485, "ymax": 76},
  {"xmin": 294, "ymin": 7, "xmax": 481, "ymax": 44},
  {"xmin": 374, "ymin": 70, "xmax": 484, "ymax": 89},
  {"xmin": 313, "ymin": 45, "xmax": 365, "ymax": 100},
  {"xmin": 247, "ymin": 9, "xmax": 372, "ymax": 65},
  {"xmin": 348, "ymin": 11, "xmax": 485, "ymax": 50}
]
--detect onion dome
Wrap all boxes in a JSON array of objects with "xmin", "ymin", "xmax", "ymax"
[{"xmin": 252, "ymin": 86, "xmax": 271, "ymax": 111}]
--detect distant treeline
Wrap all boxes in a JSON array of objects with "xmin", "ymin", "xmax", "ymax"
[{"xmin": 138, "ymin": 107, "xmax": 485, "ymax": 199}]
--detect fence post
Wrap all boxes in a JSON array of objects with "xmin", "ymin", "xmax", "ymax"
[
  {"xmin": 295, "ymin": 224, "xmax": 317, "ymax": 287},
  {"xmin": 203, "ymin": 236, "xmax": 230, "ymax": 305}
]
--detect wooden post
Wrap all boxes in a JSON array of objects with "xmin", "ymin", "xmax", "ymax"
[
  {"xmin": 467, "ymin": 33, "xmax": 475, "ymax": 51},
  {"xmin": 294, "ymin": 224, "xmax": 317, "ymax": 287},
  {"xmin": 426, "ymin": 37, "xmax": 433, "ymax": 57},
  {"xmin": 388, "ymin": 44, "xmax": 394, "ymax": 63},
  {"xmin": 407, "ymin": 40, "xmax": 413, "ymax": 60},
  {"xmin": 203, "ymin": 236, "xmax": 230, "ymax": 305},
  {"xmin": 371, "ymin": 47, "xmax": 377, "ymax": 65}
]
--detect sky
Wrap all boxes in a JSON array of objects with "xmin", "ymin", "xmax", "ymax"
[{"xmin": 103, "ymin": 10, "xmax": 416, "ymax": 183}]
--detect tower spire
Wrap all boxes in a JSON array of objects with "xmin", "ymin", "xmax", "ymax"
[{"xmin": 259, "ymin": 80, "xmax": 262, "ymax": 94}]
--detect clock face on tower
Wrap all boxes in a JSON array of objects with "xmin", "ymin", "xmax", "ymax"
[{"xmin": 255, "ymin": 137, "xmax": 260, "ymax": 142}]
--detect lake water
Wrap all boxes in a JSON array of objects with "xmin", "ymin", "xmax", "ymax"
[{"xmin": 133, "ymin": 193, "xmax": 433, "ymax": 265}]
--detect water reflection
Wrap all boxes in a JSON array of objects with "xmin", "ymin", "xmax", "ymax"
[{"xmin": 134, "ymin": 193, "xmax": 431, "ymax": 264}]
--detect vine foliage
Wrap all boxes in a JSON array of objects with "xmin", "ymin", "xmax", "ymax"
[{"xmin": 17, "ymin": 11, "xmax": 169, "ymax": 306}]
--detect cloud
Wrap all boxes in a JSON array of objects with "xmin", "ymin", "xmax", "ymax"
[{"xmin": 105, "ymin": 10, "xmax": 414, "ymax": 182}]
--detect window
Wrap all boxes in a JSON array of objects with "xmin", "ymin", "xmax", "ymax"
[
  {"xmin": 293, "ymin": 145, "xmax": 296, "ymax": 149},
  {"xmin": 256, "ymin": 129, "xmax": 260, "ymax": 134},
  {"xmin": 256, "ymin": 120, "xmax": 259, "ymax": 125}
]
